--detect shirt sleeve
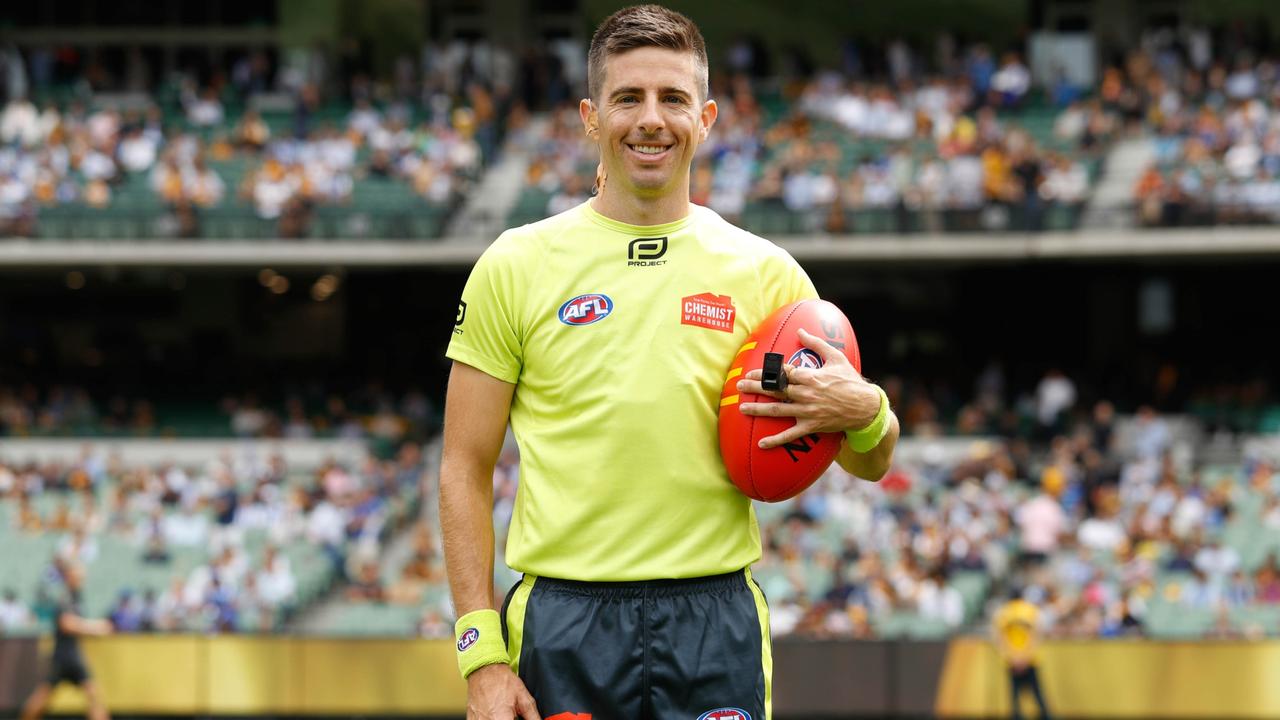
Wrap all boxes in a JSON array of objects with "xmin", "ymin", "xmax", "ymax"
[
  {"xmin": 759, "ymin": 244, "xmax": 819, "ymax": 311},
  {"xmin": 445, "ymin": 234, "xmax": 525, "ymax": 384}
]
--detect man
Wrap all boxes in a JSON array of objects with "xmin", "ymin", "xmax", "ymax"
[
  {"xmin": 441, "ymin": 6, "xmax": 899, "ymax": 720},
  {"xmin": 20, "ymin": 560, "xmax": 113, "ymax": 720},
  {"xmin": 993, "ymin": 589, "xmax": 1052, "ymax": 720}
]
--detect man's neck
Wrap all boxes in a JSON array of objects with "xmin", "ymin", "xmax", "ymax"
[{"xmin": 590, "ymin": 186, "xmax": 691, "ymax": 227}]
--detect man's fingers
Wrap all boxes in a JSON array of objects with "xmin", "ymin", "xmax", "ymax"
[
  {"xmin": 735, "ymin": 379, "xmax": 787, "ymax": 400},
  {"xmin": 740, "ymin": 400, "xmax": 808, "ymax": 418},
  {"xmin": 797, "ymin": 328, "xmax": 852, "ymax": 368},
  {"xmin": 758, "ymin": 421, "xmax": 820, "ymax": 449},
  {"xmin": 780, "ymin": 384, "xmax": 819, "ymax": 403},
  {"xmin": 737, "ymin": 380, "xmax": 817, "ymax": 404},
  {"xmin": 515, "ymin": 691, "xmax": 542, "ymax": 720},
  {"xmin": 787, "ymin": 365, "xmax": 818, "ymax": 385}
]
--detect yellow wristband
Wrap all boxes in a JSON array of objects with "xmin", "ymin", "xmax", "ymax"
[
  {"xmin": 844, "ymin": 385, "xmax": 890, "ymax": 454},
  {"xmin": 454, "ymin": 609, "xmax": 510, "ymax": 679}
]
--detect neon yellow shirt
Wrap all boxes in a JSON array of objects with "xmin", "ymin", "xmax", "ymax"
[{"xmin": 447, "ymin": 202, "xmax": 817, "ymax": 581}]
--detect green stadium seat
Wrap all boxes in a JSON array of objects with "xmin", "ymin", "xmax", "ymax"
[
  {"xmin": 951, "ymin": 571, "xmax": 990, "ymax": 621},
  {"xmin": 873, "ymin": 611, "xmax": 917, "ymax": 639},
  {"xmin": 1146, "ymin": 606, "xmax": 1215, "ymax": 639}
]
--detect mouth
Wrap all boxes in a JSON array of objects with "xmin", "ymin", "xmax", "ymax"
[{"xmin": 626, "ymin": 143, "xmax": 674, "ymax": 162}]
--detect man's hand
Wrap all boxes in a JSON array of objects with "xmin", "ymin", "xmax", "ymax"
[
  {"xmin": 737, "ymin": 328, "xmax": 881, "ymax": 449},
  {"xmin": 466, "ymin": 664, "xmax": 541, "ymax": 720}
]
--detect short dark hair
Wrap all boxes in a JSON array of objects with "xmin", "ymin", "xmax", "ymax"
[{"xmin": 587, "ymin": 4, "xmax": 709, "ymax": 102}]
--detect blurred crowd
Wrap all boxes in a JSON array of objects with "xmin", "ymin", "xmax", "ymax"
[
  {"xmin": 763, "ymin": 83, "xmax": 1099, "ymax": 229},
  {"xmin": 0, "ymin": 94, "xmax": 483, "ymax": 238},
  {"xmin": 0, "ymin": 384, "xmax": 157, "ymax": 438},
  {"xmin": 0, "ymin": 383, "xmax": 439, "ymax": 444},
  {"xmin": 0, "ymin": 35, "xmax": 585, "ymax": 239},
  {"xmin": 0, "ymin": 441, "xmax": 428, "ymax": 633},
  {"xmin": 220, "ymin": 387, "xmax": 437, "ymax": 443},
  {"xmin": 0, "ymin": 99, "xmax": 159, "ymax": 235},
  {"xmin": 752, "ymin": 399, "xmax": 1280, "ymax": 640},
  {"xmin": 1122, "ymin": 39, "xmax": 1280, "ymax": 226},
  {"xmin": 7, "ymin": 370, "xmax": 1274, "ymax": 443}
]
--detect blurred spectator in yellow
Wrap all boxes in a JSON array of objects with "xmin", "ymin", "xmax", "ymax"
[
  {"xmin": 234, "ymin": 109, "xmax": 270, "ymax": 151},
  {"xmin": 994, "ymin": 589, "xmax": 1052, "ymax": 719}
]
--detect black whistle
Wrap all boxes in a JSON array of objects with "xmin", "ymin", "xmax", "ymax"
[{"xmin": 761, "ymin": 352, "xmax": 787, "ymax": 392}]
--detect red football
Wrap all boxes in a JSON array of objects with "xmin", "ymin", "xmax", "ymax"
[{"xmin": 718, "ymin": 299, "xmax": 861, "ymax": 502}]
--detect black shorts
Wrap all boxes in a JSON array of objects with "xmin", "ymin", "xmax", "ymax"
[
  {"xmin": 47, "ymin": 654, "xmax": 91, "ymax": 686},
  {"xmin": 500, "ymin": 569, "xmax": 772, "ymax": 720}
]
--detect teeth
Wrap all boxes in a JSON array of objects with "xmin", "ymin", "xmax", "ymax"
[{"xmin": 632, "ymin": 145, "xmax": 666, "ymax": 154}]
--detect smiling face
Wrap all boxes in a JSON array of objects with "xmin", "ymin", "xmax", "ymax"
[{"xmin": 581, "ymin": 46, "xmax": 716, "ymax": 206}]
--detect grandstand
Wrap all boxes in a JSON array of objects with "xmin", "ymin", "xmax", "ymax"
[
  {"xmin": 0, "ymin": 437, "xmax": 425, "ymax": 632},
  {"xmin": 5, "ymin": 403, "xmax": 1273, "ymax": 641},
  {"xmin": 3, "ymin": 0, "xmax": 1280, "ymax": 718}
]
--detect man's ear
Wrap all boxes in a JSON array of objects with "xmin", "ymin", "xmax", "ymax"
[
  {"xmin": 700, "ymin": 99, "xmax": 718, "ymax": 140},
  {"xmin": 580, "ymin": 98, "xmax": 598, "ymax": 137}
]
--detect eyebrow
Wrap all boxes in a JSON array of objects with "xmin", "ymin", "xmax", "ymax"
[{"xmin": 610, "ymin": 86, "xmax": 693, "ymax": 99}]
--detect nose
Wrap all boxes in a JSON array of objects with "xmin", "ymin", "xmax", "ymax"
[{"xmin": 637, "ymin": 94, "xmax": 665, "ymax": 135}]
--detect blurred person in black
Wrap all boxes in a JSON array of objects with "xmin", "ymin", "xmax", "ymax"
[{"xmin": 19, "ymin": 560, "xmax": 113, "ymax": 720}]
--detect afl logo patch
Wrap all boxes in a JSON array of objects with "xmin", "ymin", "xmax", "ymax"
[
  {"xmin": 457, "ymin": 627, "xmax": 480, "ymax": 652},
  {"xmin": 698, "ymin": 709, "xmax": 751, "ymax": 720},
  {"xmin": 559, "ymin": 294, "xmax": 613, "ymax": 325},
  {"xmin": 788, "ymin": 348, "xmax": 823, "ymax": 370}
]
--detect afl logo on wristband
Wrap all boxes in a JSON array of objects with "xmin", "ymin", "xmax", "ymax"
[
  {"xmin": 457, "ymin": 627, "xmax": 480, "ymax": 652},
  {"xmin": 558, "ymin": 294, "xmax": 613, "ymax": 326},
  {"xmin": 698, "ymin": 709, "xmax": 751, "ymax": 720}
]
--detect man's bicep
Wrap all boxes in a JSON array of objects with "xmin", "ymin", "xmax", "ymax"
[{"xmin": 443, "ymin": 361, "xmax": 516, "ymax": 469}]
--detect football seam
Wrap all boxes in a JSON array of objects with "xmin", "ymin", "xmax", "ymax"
[{"xmin": 747, "ymin": 300, "xmax": 810, "ymax": 502}]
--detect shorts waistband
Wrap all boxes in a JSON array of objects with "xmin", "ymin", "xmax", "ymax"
[{"xmin": 528, "ymin": 570, "xmax": 747, "ymax": 598}]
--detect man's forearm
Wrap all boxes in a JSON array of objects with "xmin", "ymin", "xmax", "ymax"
[
  {"xmin": 835, "ymin": 412, "xmax": 899, "ymax": 481},
  {"xmin": 440, "ymin": 457, "xmax": 498, "ymax": 615}
]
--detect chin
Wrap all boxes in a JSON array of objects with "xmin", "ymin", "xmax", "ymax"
[{"xmin": 626, "ymin": 173, "xmax": 677, "ymax": 193}]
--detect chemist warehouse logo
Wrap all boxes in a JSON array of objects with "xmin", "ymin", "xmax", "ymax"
[
  {"xmin": 627, "ymin": 237, "xmax": 668, "ymax": 267},
  {"xmin": 682, "ymin": 293, "xmax": 735, "ymax": 333},
  {"xmin": 559, "ymin": 294, "xmax": 614, "ymax": 326}
]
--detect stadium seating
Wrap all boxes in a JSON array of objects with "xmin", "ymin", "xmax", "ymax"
[{"xmin": 0, "ymin": 444, "xmax": 424, "ymax": 635}]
